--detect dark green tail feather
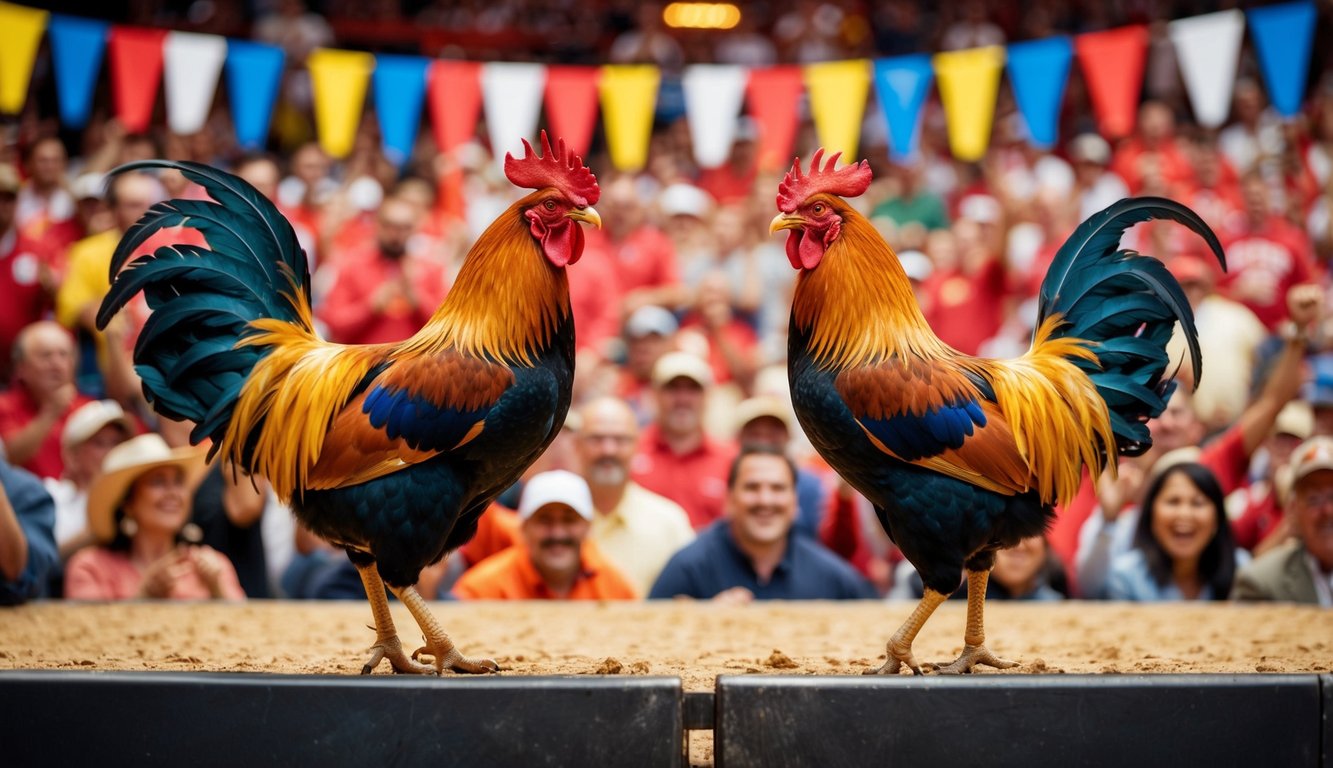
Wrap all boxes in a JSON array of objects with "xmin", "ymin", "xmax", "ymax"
[
  {"xmin": 96, "ymin": 160, "xmax": 312, "ymax": 448},
  {"xmin": 1037, "ymin": 197, "xmax": 1225, "ymax": 456}
]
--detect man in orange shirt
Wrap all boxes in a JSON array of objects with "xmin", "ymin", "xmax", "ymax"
[{"xmin": 451, "ymin": 470, "xmax": 636, "ymax": 600}]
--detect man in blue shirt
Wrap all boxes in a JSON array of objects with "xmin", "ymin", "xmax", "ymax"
[
  {"xmin": 648, "ymin": 445, "xmax": 875, "ymax": 601},
  {"xmin": 1, "ymin": 455, "xmax": 57, "ymax": 605}
]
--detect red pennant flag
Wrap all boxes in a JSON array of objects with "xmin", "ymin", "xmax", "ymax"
[
  {"xmin": 544, "ymin": 66, "xmax": 601, "ymax": 160},
  {"xmin": 108, "ymin": 26, "xmax": 167, "ymax": 133},
  {"xmin": 428, "ymin": 60, "xmax": 482, "ymax": 221},
  {"xmin": 746, "ymin": 67, "xmax": 804, "ymax": 173},
  {"xmin": 1074, "ymin": 25, "xmax": 1148, "ymax": 140}
]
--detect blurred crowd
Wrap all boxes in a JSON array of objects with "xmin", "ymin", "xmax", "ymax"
[{"xmin": 3, "ymin": 0, "xmax": 1333, "ymax": 608}]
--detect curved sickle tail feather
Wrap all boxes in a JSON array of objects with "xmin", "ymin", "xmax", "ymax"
[
  {"xmin": 96, "ymin": 160, "xmax": 315, "ymax": 453},
  {"xmin": 1035, "ymin": 197, "xmax": 1226, "ymax": 457}
]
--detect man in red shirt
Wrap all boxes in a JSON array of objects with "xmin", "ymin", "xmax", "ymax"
[
  {"xmin": 0, "ymin": 321, "xmax": 92, "ymax": 480},
  {"xmin": 316, "ymin": 196, "xmax": 448, "ymax": 345},
  {"xmin": 582, "ymin": 175, "xmax": 685, "ymax": 316},
  {"xmin": 1220, "ymin": 173, "xmax": 1319, "ymax": 331},
  {"xmin": 0, "ymin": 164, "xmax": 57, "ymax": 382},
  {"xmin": 451, "ymin": 470, "xmax": 636, "ymax": 600},
  {"xmin": 1110, "ymin": 101, "xmax": 1197, "ymax": 197},
  {"xmin": 630, "ymin": 351, "xmax": 736, "ymax": 529}
]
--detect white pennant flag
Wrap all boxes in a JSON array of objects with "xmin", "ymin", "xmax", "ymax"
[
  {"xmin": 1168, "ymin": 10, "xmax": 1245, "ymax": 129},
  {"xmin": 481, "ymin": 62, "xmax": 548, "ymax": 170},
  {"xmin": 163, "ymin": 32, "xmax": 227, "ymax": 135},
  {"xmin": 682, "ymin": 64, "xmax": 748, "ymax": 169}
]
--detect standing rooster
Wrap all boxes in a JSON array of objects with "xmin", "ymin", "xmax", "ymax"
[
  {"xmin": 770, "ymin": 150, "xmax": 1223, "ymax": 674},
  {"xmin": 97, "ymin": 133, "xmax": 601, "ymax": 675}
]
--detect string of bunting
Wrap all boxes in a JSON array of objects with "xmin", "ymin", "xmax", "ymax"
[{"xmin": 0, "ymin": 1, "xmax": 1318, "ymax": 173}]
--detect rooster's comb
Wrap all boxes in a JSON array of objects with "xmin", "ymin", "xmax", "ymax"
[
  {"xmin": 504, "ymin": 130, "xmax": 600, "ymax": 207},
  {"xmin": 776, "ymin": 149, "xmax": 872, "ymax": 213}
]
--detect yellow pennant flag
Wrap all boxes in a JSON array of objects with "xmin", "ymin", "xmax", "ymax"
[
  {"xmin": 0, "ymin": 2, "xmax": 50, "ymax": 114},
  {"xmin": 307, "ymin": 48, "xmax": 375, "ymax": 159},
  {"xmin": 933, "ymin": 46, "xmax": 1006, "ymax": 162},
  {"xmin": 804, "ymin": 59, "xmax": 871, "ymax": 161},
  {"xmin": 599, "ymin": 65, "xmax": 659, "ymax": 172}
]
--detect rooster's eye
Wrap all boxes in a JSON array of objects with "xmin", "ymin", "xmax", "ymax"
[
  {"xmin": 544, "ymin": 200, "xmax": 556, "ymax": 211},
  {"xmin": 813, "ymin": 204, "xmax": 824, "ymax": 215}
]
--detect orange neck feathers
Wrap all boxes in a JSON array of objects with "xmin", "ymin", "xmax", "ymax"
[
  {"xmin": 408, "ymin": 192, "xmax": 570, "ymax": 365},
  {"xmin": 792, "ymin": 207, "xmax": 950, "ymax": 368}
]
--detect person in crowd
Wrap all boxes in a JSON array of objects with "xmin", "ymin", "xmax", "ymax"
[
  {"xmin": 733, "ymin": 396, "xmax": 827, "ymax": 538},
  {"xmin": 64, "ymin": 434, "xmax": 244, "ymax": 600},
  {"xmin": 1103, "ymin": 461, "xmax": 1245, "ymax": 601},
  {"xmin": 16, "ymin": 136, "xmax": 73, "ymax": 241},
  {"xmin": 1234, "ymin": 436, "xmax": 1333, "ymax": 605},
  {"xmin": 649, "ymin": 446, "xmax": 876, "ymax": 601},
  {"xmin": 0, "ymin": 163, "xmax": 58, "ymax": 382},
  {"xmin": 452, "ymin": 470, "xmax": 636, "ymax": 600},
  {"xmin": 1111, "ymin": 100, "xmax": 1196, "ymax": 196},
  {"xmin": 0, "ymin": 321, "xmax": 91, "ymax": 480},
  {"xmin": 1219, "ymin": 172, "xmax": 1318, "ymax": 331},
  {"xmin": 575, "ymin": 396, "xmax": 694, "ymax": 596},
  {"xmin": 678, "ymin": 270, "xmax": 759, "ymax": 391},
  {"xmin": 889, "ymin": 534, "xmax": 1066, "ymax": 601},
  {"xmin": 1069, "ymin": 133, "xmax": 1130, "ymax": 223},
  {"xmin": 42, "ymin": 399, "xmax": 134, "ymax": 561},
  {"xmin": 0, "ymin": 456, "xmax": 57, "ymax": 605},
  {"xmin": 1232, "ymin": 401, "xmax": 1313, "ymax": 555},
  {"xmin": 582, "ymin": 174, "xmax": 685, "ymax": 317},
  {"xmin": 612, "ymin": 305, "xmax": 679, "ymax": 425},
  {"xmin": 317, "ymin": 195, "xmax": 448, "ymax": 345},
  {"xmin": 631, "ymin": 352, "xmax": 735, "ymax": 529}
]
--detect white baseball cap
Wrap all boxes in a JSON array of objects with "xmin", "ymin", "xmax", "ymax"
[
  {"xmin": 518, "ymin": 470, "xmax": 594, "ymax": 521},
  {"xmin": 62, "ymin": 400, "xmax": 134, "ymax": 449}
]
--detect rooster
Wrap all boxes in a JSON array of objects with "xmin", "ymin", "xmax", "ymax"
[
  {"xmin": 97, "ymin": 133, "xmax": 601, "ymax": 675},
  {"xmin": 770, "ymin": 150, "xmax": 1223, "ymax": 674}
]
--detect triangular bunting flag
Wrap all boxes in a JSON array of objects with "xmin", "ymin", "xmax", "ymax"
[
  {"xmin": 428, "ymin": 60, "xmax": 482, "ymax": 220},
  {"xmin": 481, "ymin": 62, "xmax": 547, "ymax": 169},
  {"xmin": 1246, "ymin": 2, "xmax": 1317, "ymax": 118},
  {"xmin": 544, "ymin": 66, "xmax": 601, "ymax": 159},
  {"xmin": 872, "ymin": 55, "xmax": 934, "ymax": 161},
  {"xmin": 108, "ymin": 26, "xmax": 168, "ymax": 133},
  {"xmin": 746, "ymin": 67, "xmax": 803, "ymax": 173},
  {"xmin": 804, "ymin": 59, "xmax": 871, "ymax": 160},
  {"xmin": 1074, "ymin": 26, "xmax": 1148, "ymax": 139},
  {"xmin": 373, "ymin": 54, "xmax": 430, "ymax": 168},
  {"xmin": 224, "ymin": 41, "xmax": 284, "ymax": 150},
  {"xmin": 933, "ymin": 46, "xmax": 1006, "ymax": 161},
  {"xmin": 1005, "ymin": 37, "xmax": 1072, "ymax": 149},
  {"xmin": 307, "ymin": 48, "xmax": 375, "ymax": 159},
  {"xmin": 164, "ymin": 32, "xmax": 227, "ymax": 135},
  {"xmin": 0, "ymin": 2, "xmax": 49, "ymax": 115},
  {"xmin": 1169, "ymin": 10, "xmax": 1246, "ymax": 129},
  {"xmin": 682, "ymin": 64, "xmax": 748, "ymax": 168},
  {"xmin": 48, "ymin": 15, "xmax": 109, "ymax": 130},
  {"xmin": 600, "ymin": 65, "xmax": 660, "ymax": 172}
]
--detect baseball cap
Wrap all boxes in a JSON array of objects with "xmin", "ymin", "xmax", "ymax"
[
  {"xmin": 1070, "ymin": 133, "xmax": 1111, "ymax": 165},
  {"xmin": 0, "ymin": 164, "xmax": 18, "ymax": 195},
  {"xmin": 1273, "ymin": 401, "xmax": 1314, "ymax": 440},
  {"xmin": 625, "ymin": 305, "xmax": 679, "ymax": 339},
  {"xmin": 658, "ymin": 183, "xmax": 711, "ymax": 219},
  {"xmin": 734, "ymin": 396, "xmax": 793, "ymax": 434},
  {"xmin": 1289, "ymin": 436, "xmax": 1333, "ymax": 486},
  {"xmin": 898, "ymin": 250, "xmax": 933, "ymax": 282},
  {"xmin": 651, "ymin": 351, "xmax": 713, "ymax": 388},
  {"xmin": 518, "ymin": 470, "xmax": 593, "ymax": 521},
  {"xmin": 62, "ymin": 400, "xmax": 134, "ymax": 449},
  {"xmin": 959, "ymin": 194, "xmax": 1001, "ymax": 225}
]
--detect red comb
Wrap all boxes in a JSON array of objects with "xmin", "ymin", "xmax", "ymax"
[
  {"xmin": 776, "ymin": 149, "xmax": 872, "ymax": 212},
  {"xmin": 503, "ymin": 130, "xmax": 600, "ymax": 207}
]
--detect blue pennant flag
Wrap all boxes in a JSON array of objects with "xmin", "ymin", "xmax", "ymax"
[
  {"xmin": 372, "ymin": 54, "xmax": 430, "ymax": 169},
  {"xmin": 48, "ymin": 15, "xmax": 109, "ymax": 130},
  {"xmin": 225, "ymin": 40, "xmax": 284, "ymax": 150},
  {"xmin": 1005, "ymin": 37, "xmax": 1072, "ymax": 150},
  {"xmin": 1246, "ymin": 1, "xmax": 1316, "ymax": 118},
  {"xmin": 873, "ymin": 55, "xmax": 933, "ymax": 162}
]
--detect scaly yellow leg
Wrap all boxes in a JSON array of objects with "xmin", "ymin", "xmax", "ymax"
[
  {"xmin": 934, "ymin": 569, "xmax": 1017, "ymax": 674},
  {"xmin": 355, "ymin": 561, "xmax": 432, "ymax": 675},
  {"xmin": 864, "ymin": 588, "xmax": 949, "ymax": 675},
  {"xmin": 389, "ymin": 584, "xmax": 499, "ymax": 674}
]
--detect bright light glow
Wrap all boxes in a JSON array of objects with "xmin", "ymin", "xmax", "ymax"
[{"xmin": 663, "ymin": 3, "xmax": 742, "ymax": 30}]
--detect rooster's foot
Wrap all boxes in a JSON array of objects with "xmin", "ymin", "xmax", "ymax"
[
  {"xmin": 412, "ymin": 642, "xmax": 499, "ymax": 675},
  {"xmin": 863, "ymin": 641, "xmax": 926, "ymax": 676},
  {"xmin": 362, "ymin": 634, "xmax": 434, "ymax": 675},
  {"xmin": 933, "ymin": 644, "xmax": 1016, "ymax": 675}
]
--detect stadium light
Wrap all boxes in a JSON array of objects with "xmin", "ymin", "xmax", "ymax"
[{"xmin": 662, "ymin": 3, "xmax": 742, "ymax": 30}]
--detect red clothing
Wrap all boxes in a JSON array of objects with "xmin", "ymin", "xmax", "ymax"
[
  {"xmin": 677, "ymin": 316, "xmax": 758, "ymax": 386},
  {"xmin": 584, "ymin": 226, "xmax": 679, "ymax": 299},
  {"xmin": 0, "ymin": 387, "xmax": 94, "ymax": 479},
  {"xmin": 458, "ymin": 503, "xmax": 521, "ymax": 567},
  {"xmin": 0, "ymin": 229, "xmax": 56, "ymax": 376},
  {"xmin": 1049, "ymin": 424, "xmax": 1250, "ymax": 573},
  {"xmin": 64, "ymin": 545, "xmax": 246, "ymax": 600},
  {"xmin": 1232, "ymin": 482, "xmax": 1283, "ymax": 553},
  {"xmin": 1110, "ymin": 138, "xmax": 1196, "ymax": 196},
  {"xmin": 630, "ymin": 424, "xmax": 736, "ymax": 529},
  {"xmin": 567, "ymin": 248, "xmax": 623, "ymax": 356},
  {"xmin": 316, "ymin": 245, "xmax": 448, "ymax": 345},
  {"xmin": 1219, "ymin": 216, "xmax": 1318, "ymax": 330},
  {"xmin": 697, "ymin": 164, "xmax": 756, "ymax": 205},
  {"xmin": 451, "ymin": 540, "xmax": 636, "ymax": 600},
  {"xmin": 923, "ymin": 258, "xmax": 1007, "ymax": 356}
]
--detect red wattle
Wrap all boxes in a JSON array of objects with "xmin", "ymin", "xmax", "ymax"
[
  {"xmin": 797, "ymin": 227, "xmax": 825, "ymax": 269},
  {"xmin": 785, "ymin": 231, "xmax": 803, "ymax": 269}
]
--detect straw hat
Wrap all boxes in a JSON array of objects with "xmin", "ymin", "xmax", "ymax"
[{"xmin": 86, "ymin": 434, "xmax": 209, "ymax": 544}]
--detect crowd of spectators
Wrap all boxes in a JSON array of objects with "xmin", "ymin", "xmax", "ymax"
[{"xmin": 3, "ymin": 0, "xmax": 1333, "ymax": 608}]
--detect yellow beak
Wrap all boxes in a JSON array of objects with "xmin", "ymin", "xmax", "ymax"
[
  {"xmin": 769, "ymin": 213, "xmax": 804, "ymax": 234},
  {"xmin": 567, "ymin": 206, "xmax": 602, "ymax": 229}
]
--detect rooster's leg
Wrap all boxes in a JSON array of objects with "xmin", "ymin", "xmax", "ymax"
[
  {"xmin": 864, "ymin": 588, "xmax": 948, "ymax": 675},
  {"xmin": 354, "ymin": 561, "xmax": 433, "ymax": 675},
  {"xmin": 934, "ymin": 569, "xmax": 1016, "ymax": 674},
  {"xmin": 389, "ymin": 584, "xmax": 499, "ymax": 674}
]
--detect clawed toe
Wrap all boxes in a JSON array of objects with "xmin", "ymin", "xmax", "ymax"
[{"xmin": 934, "ymin": 644, "xmax": 1016, "ymax": 675}]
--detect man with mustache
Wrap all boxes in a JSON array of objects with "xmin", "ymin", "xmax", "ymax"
[
  {"xmin": 577, "ymin": 396, "xmax": 695, "ymax": 596},
  {"xmin": 451, "ymin": 470, "xmax": 637, "ymax": 601}
]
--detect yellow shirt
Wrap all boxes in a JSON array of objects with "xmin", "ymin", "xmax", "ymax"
[
  {"xmin": 589, "ymin": 482, "xmax": 696, "ymax": 597},
  {"xmin": 56, "ymin": 229, "xmax": 119, "ymax": 331}
]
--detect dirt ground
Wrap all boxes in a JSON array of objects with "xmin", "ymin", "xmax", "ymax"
[{"xmin": 3, "ymin": 600, "xmax": 1330, "ymax": 765}]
